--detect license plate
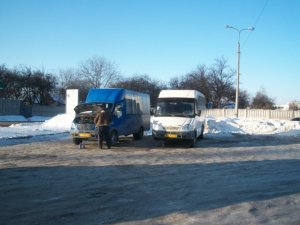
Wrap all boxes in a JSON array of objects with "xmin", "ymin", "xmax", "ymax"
[
  {"xmin": 79, "ymin": 133, "xmax": 92, "ymax": 138},
  {"xmin": 165, "ymin": 133, "xmax": 177, "ymax": 138}
]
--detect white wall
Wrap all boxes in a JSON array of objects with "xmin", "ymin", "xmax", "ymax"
[
  {"xmin": 203, "ymin": 109, "xmax": 300, "ymax": 120},
  {"xmin": 66, "ymin": 89, "xmax": 78, "ymax": 115}
]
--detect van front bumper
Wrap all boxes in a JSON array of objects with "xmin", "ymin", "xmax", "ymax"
[
  {"xmin": 152, "ymin": 130, "xmax": 195, "ymax": 140},
  {"xmin": 70, "ymin": 130, "xmax": 97, "ymax": 140}
]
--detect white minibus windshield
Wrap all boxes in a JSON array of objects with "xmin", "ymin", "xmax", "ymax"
[{"xmin": 155, "ymin": 99, "xmax": 195, "ymax": 117}]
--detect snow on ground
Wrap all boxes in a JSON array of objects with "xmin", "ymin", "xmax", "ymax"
[
  {"xmin": 1, "ymin": 114, "xmax": 300, "ymax": 140},
  {"xmin": 0, "ymin": 115, "xmax": 52, "ymax": 122},
  {"xmin": 1, "ymin": 114, "xmax": 300, "ymax": 224},
  {"xmin": 206, "ymin": 117, "xmax": 300, "ymax": 137},
  {"xmin": 0, "ymin": 114, "xmax": 75, "ymax": 139}
]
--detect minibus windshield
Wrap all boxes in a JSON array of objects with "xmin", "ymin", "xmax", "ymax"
[{"xmin": 155, "ymin": 99, "xmax": 195, "ymax": 117}]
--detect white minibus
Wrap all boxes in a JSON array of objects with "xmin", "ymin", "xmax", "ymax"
[{"xmin": 152, "ymin": 89, "xmax": 206, "ymax": 147}]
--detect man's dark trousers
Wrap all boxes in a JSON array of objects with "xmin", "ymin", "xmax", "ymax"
[{"xmin": 98, "ymin": 126, "xmax": 111, "ymax": 149}]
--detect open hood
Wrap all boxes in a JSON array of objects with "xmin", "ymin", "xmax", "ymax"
[
  {"xmin": 74, "ymin": 102, "xmax": 114, "ymax": 114},
  {"xmin": 74, "ymin": 103, "xmax": 100, "ymax": 114}
]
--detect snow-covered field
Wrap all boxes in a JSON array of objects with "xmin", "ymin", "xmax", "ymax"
[{"xmin": 1, "ymin": 114, "xmax": 300, "ymax": 140}]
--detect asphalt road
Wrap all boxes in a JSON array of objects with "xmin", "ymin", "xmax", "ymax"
[{"xmin": 1, "ymin": 135, "xmax": 300, "ymax": 225}]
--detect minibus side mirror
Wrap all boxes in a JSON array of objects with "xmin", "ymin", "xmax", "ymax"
[{"xmin": 197, "ymin": 110, "xmax": 201, "ymax": 116}]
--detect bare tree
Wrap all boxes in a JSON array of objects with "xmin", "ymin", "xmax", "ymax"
[
  {"xmin": 289, "ymin": 101, "xmax": 299, "ymax": 111},
  {"xmin": 58, "ymin": 68, "xmax": 78, "ymax": 89},
  {"xmin": 251, "ymin": 89, "xmax": 275, "ymax": 109},
  {"xmin": 111, "ymin": 74, "xmax": 167, "ymax": 107},
  {"xmin": 0, "ymin": 64, "xmax": 20, "ymax": 99},
  {"xmin": 169, "ymin": 64, "xmax": 212, "ymax": 103},
  {"xmin": 1, "ymin": 66, "xmax": 56, "ymax": 105},
  {"xmin": 189, "ymin": 65, "xmax": 212, "ymax": 102},
  {"xmin": 20, "ymin": 68, "xmax": 56, "ymax": 105},
  {"xmin": 168, "ymin": 59, "xmax": 236, "ymax": 108},
  {"xmin": 57, "ymin": 68, "xmax": 91, "ymax": 103},
  {"xmin": 78, "ymin": 56, "xmax": 120, "ymax": 88},
  {"xmin": 208, "ymin": 57, "xmax": 235, "ymax": 108},
  {"xmin": 238, "ymin": 89, "xmax": 251, "ymax": 109}
]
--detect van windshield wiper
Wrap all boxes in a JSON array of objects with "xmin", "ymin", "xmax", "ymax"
[
  {"xmin": 155, "ymin": 112, "xmax": 174, "ymax": 117},
  {"xmin": 156, "ymin": 112, "xmax": 190, "ymax": 117}
]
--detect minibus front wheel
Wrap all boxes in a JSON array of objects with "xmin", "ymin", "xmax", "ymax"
[
  {"xmin": 73, "ymin": 138, "xmax": 82, "ymax": 145},
  {"xmin": 189, "ymin": 131, "xmax": 197, "ymax": 148},
  {"xmin": 110, "ymin": 130, "xmax": 119, "ymax": 145},
  {"xmin": 198, "ymin": 124, "xmax": 205, "ymax": 139}
]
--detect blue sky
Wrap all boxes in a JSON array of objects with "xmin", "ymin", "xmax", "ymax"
[{"xmin": 0, "ymin": 0, "xmax": 299, "ymax": 104}]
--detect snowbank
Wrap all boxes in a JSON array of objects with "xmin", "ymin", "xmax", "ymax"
[
  {"xmin": 0, "ymin": 114, "xmax": 75, "ymax": 139},
  {"xmin": 206, "ymin": 117, "xmax": 300, "ymax": 137}
]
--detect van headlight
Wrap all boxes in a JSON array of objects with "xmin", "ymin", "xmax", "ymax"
[
  {"xmin": 152, "ymin": 121, "xmax": 164, "ymax": 131},
  {"xmin": 71, "ymin": 122, "xmax": 78, "ymax": 131},
  {"xmin": 181, "ymin": 124, "xmax": 192, "ymax": 131}
]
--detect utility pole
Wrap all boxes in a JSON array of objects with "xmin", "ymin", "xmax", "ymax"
[{"xmin": 226, "ymin": 25, "xmax": 254, "ymax": 117}]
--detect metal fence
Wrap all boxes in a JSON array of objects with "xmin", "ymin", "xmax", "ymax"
[
  {"xmin": 203, "ymin": 109, "xmax": 300, "ymax": 120},
  {"xmin": 0, "ymin": 99, "xmax": 65, "ymax": 117},
  {"xmin": 0, "ymin": 99, "xmax": 32, "ymax": 117},
  {"xmin": 32, "ymin": 105, "xmax": 65, "ymax": 117}
]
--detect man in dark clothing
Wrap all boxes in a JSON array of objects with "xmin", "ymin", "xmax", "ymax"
[{"xmin": 94, "ymin": 105, "xmax": 112, "ymax": 149}]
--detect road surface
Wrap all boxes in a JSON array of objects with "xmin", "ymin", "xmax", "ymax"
[{"xmin": 1, "ymin": 135, "xmax": 300, "ymax": 225}]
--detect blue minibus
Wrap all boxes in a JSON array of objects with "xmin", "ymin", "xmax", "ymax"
[{"xmin": 70, "ymin": 88, "xmax": 150, "ymax": 145}]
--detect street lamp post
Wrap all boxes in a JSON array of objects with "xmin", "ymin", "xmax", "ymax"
[{"xmin": 226, "ymin": 25, "xmax": 254, "ymax": 117}]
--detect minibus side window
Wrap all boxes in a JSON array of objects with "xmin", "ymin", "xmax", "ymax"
[{"xmin": 114, "ymin": 102, "xmax": 123, "ymax": 118}]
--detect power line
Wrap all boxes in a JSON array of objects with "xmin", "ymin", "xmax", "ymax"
[
  {"xmin": 242, "ymin": 0, "xmax": 269, "ymax": 47},
  {"xmin": 254, "ymin": 0, "xmax": 269, "ymax": 27}
]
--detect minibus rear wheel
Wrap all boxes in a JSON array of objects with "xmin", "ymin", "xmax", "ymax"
[{"xmin": 133, "ymin": 127, "xmax": 144, "ymax": 140}]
